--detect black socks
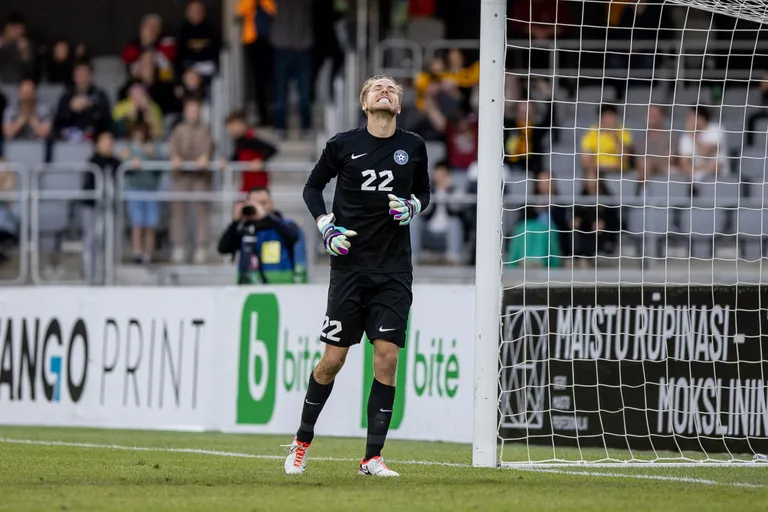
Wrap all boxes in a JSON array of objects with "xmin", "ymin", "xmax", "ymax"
[
  {"xmin": 296, "ymin": 372, "xmax": 334, "ymax": 444},
  {"xmin": 364, "ymin": 378, "xmax": 396, "ymax": 461}
]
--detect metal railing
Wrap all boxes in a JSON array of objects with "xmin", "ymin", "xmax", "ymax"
[
  {"xmin": 0, "ymin": 162, "xmax": 28, "ymax": 285},
  {"xmin": 377, "ymin": 37, "xmax": 768, "ymax": 81},
  {"xmin": 31, "ymin": 163, "xmax": 106, "ymax": 285},
  {"xmin": 1, "ymin": 157, "xmax": 768, "ymax": 285}
]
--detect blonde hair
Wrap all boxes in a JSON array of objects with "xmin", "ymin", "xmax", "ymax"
[{"xmin": 359, "ymin": 74, "xmax": 404, "ymax": 113}]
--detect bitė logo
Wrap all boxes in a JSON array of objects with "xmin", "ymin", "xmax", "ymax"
[{"xmin": 237, "ymin": 294, "xmax": 279, "ymax": 425}]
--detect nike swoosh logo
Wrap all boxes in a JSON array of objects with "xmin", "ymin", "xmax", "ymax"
[
  {"xmin": 379, "ymin": 409, "xmax": 393, "ymax": 413},
  {"xmin": 305, "ymin": 400, "xmax": 321, "ymax": 406},
  {"xmin": 379, "ymin": 327, "xmax": 396, "ymax": 332},
  {"xmin": 351, "ymin": 153, "xmax": 367, "ymax": 160}
]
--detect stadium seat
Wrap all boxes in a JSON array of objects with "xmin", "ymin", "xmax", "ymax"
[
  {"xmin": 4, "ymin": 141, "xmax": 45, "ymax": 170},
  {"xmin": 407, "ymin": 18, "xmax": 445, "ymax": 50},
  {"xmin": 548, "ymin": 151, "xmax": 578, "ymax": 177},
  {"xmin": 53, "ymin": 141, "xmax": 94, "ymax": 164},
  {"xmin": 0, "ymin": 83, "xmax": 16, "ymax": 103},
  {"xmin": 425, "ymin": 142, "xmax": 447, "ymax": 169},
  {"xmin": 736, "ymin": 183, "xmax": 768, "ymax": 260},
  {"xmin": 37, "ymin": 84, "xmax": 65, "ymax": 107}
]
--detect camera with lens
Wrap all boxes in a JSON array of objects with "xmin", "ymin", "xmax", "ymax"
[{"xmin": 241, "ymin": 204, "xmax": 257, "ymax": 218}]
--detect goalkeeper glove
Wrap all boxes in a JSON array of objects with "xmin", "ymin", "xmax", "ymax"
[
  {"xmin": 387, "ymin": 194, "xmax": 421, "ymax": 226},
  {"xmin": 317, "ymin": 214, "xmax": 357, "ymax": 256}
]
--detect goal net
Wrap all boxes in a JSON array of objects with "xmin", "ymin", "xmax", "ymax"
[{"xmin": 475, "ymin": 0, "xmax": 768, "ymax": 466}]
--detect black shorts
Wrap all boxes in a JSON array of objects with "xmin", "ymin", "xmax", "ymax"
[{"xmin": 322, "ymin": 268, "xmax": 413, "ymax": 348}]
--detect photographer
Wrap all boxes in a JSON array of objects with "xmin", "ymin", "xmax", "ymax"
[{"xmin": 217, "ymin": 186, "xmax": 306, "ymax": 284}]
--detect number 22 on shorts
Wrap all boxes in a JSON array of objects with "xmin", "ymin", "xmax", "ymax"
[{"xmin": 321, "ymin": 316, "xmax": 342, "ymax": 342}]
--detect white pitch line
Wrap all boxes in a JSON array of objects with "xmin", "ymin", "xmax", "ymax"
[
  {"xmin": 517, "ymin": 467, "xmax": 766, "ymax": 488},
  {"xmin": 0, "ymin": 438, "xmax": 469, "ymax": 468},
  {"xmin": 1, "ymin": 438, "xmax": 764, "ymax": 489}
]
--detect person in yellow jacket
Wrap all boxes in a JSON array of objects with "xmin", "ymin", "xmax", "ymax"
[{"xmin": 236, "ymin": 0, "xmax": 277, "ymax": 126}]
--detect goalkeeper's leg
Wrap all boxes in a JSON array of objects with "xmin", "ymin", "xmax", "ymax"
[
  {"xmin": 360, "ymin": 339, "xmax": 400, "ymax": 477},
  {"xmin": 284, "ymin": 345, "xmax": 348, "ymax": 474},
  {"xmin": 358, "ymin": 273, "xmax": 410, "ymax": 477}
]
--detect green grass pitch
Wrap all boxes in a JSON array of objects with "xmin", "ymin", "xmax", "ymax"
[{"xmin": 1, "ymin": 426, "xmax": 767, "ymax": 511}]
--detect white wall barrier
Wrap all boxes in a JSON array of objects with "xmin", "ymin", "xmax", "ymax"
[{"xmin": 0, "ymin": 286, "xmax": 475, "ymax": 443}]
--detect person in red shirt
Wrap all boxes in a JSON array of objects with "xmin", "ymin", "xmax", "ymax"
[
  {"xmin": 409, "ymin": 0, "xmax": 436, "ymax": 17},
  {"xmin": 122, "ymin": 13, "xmax": 177, "ymax": 83},
  {"xmin": 225, "ymin": 109, "xmax": 278, "ymax": 191},
  {"xmin": 444, "ymin": 112, "xmax": 479, "ymax": 171}
]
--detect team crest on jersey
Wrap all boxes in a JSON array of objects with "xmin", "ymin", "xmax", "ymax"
[{"xmin": 393, "ymin": 150, "xmax": 409, "ymax": 166}]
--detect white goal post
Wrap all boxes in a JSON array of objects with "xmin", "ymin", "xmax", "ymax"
[{"xmin": 473, "ymin": 0, "xmax": 768, "ymax": 467}]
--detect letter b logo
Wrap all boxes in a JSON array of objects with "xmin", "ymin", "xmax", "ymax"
[{"xmin": 237, "ymin": 294, "xmax": 279, "ymax": 424}]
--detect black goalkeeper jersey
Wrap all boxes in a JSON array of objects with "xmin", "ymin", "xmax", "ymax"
[{"xmin": 303, "ymin": 126, "xmax": 431, "ymax": 273}]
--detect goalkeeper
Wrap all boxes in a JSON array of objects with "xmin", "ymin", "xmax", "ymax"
[{"xmin": 284, "ymin": 75, "xmax": 431, "ymax": 477}]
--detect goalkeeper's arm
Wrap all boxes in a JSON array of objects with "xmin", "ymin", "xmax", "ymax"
[{"xmin": 303, "ymin": 138, "xmax": 339, "ymax": 220}]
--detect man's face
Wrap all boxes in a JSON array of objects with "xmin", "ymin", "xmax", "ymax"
[
  {"xmin": 432, "ymin": 166, "xmax": 451, "ymax": 190},
  {"xmin": 601, "ymin": 110, "xmax": 618, "ymax": 129},
  {"xmin": 183, "ymin": 68, "xmax": 202, "ymax": 89},
  {"xmin": 686, "ymin": 111, "xmax": 706, "ymax": 132},
  {"xmin": 447, "ymin": 49, "xmax": 464, "ymax": 70},
  {"xmin": 73, "ymin": 65, "xmax": 91, "ymax": 89},
  {"xmin": 3, "ymin": 22, "xmax": 24, "ymax": 41},
  {"xmin": 247, "ymin": 190, "xmax": 273, "ymax": 215},
  {"xmin": 226, "ymin": 119, "xmax": 247, "ymax": 138},
  {"xmin": 96, "ymin": 132, "xmax": 114, "ymax": 155},
  {"xmin": 184, "ymin": 101, "xmax": 201, "ymax": 122},
  {"xmin": 52, "ymin": 41, "xmax": 69, "ymax": 62},
  {"xmin": 695, "ymin": 112, "xmax": 708, "ymax": 131},
  {"xmin": 187, "ymin": 2, "xmax": 206, "ymax": 24},
  {"xmin": 647, "ymin": 105, "xmax": 663, "ymax": 128},
  {"xmin": 140, "ymin": 18, "xmax": 161, "ymax": 45},
  {"xmin": 129, "ymin": 84, "xmax": 148, "ymax": 104},
  {"xmin": 18, "ymin": 80, "xmax": 35, "ymax": 102},
  {"xmin": 364, "ymin": 78, "xmax": 401, "ymax": 117},
  {"xmin": 516, "ymin": 101, "xmax": 529, "ymax": 123}
]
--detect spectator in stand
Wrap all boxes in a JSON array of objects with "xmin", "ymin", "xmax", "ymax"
[
  {"xmin": 530, "ymin": 170, "xmax": 571, "ymax": 256},
  {"xmin": 414, "ymin": 57, "xmax": 447, "ymax": 111},
  {"xmin": 571, "ymin": 176, "xmax": 620, "ymax": 265},
  {"xmin": 121, "ymin": 121, "xmax": 162, "ymax": 264},
  {"xmin": 169, "ymin": 97, "xmax": 213, "ymax": 264},
  {"xmin": 112, "ymin": 81, "xmax": 164, "ymax": 140},
  {"xmin": 236, "ymin": 0, "xmax": 276, "ymax": 127},
  {"xmin": 746, "ymin": 73, "xmax": 768, "ymax": 147},
  {"xmin": 175, "ymin": 67, "xmax": 207, "ymax": 105},
  {"xmin": 0, "ymin": 12, "xmax": 34, "ymax": 84},
  {"xmin": 444, "ymin": 49, "xmax": 480, "ymax": 113},
  {"xmin": 424, "ymin": 98, "xmax": 478, "ymax": 176},
  {"xmin": 54, "ymin": 61, "xmax": 111, "ymax": 142},
  {"xmin": 0, "ymin": 91, "xmax": 7, "ymax": 158},
  {"xmin": 411, "ymin": 59, "xmax": 464, "ymax": 142},
  {"xmin": 580, "ymin": 104, "xmax": 634, "ymax": 176},
  {"xmin": 508, "ymin": 206, "xmax": 563, "ymax": 269},
  {"xmin": 504, "ymin": 80, "xmax": 552, "ymax": 175},
  {"xmin": 509, "ymin": 0, "xmax": 571, "ymax": 70},
  {"xmin": 270, "ymin": 0, "xmax": 314, "ymax": 140},
  {"xmin": 677, "ymin": 106, "xmax": 729, "ymax": 181},
  {"xmin": 177, "ymin": 0, "xmax": 221, "ymax": 81},
  {"xmin": 311, "ymin": 0, "xmax": 344, "ymax": 103},
  {"xmin": 411, "ymin": 161, "xmax": 464, "ymax": 265},
  {"xmin": 3, "ymin": 79, "xmax": 52, "ymax": 141},
  {"xmin": 0, "ymin": 164, "xmax": 19, "ymax": 264},
  {"xmin": 636, "ymin": 104, "xmax": 675, "ymax": 183},
  {"xmin": 122, "ymin": 14, "xmax": 176, "ymax": 83},
  {"xmin": 82, "ymin": 132, "xmax": 121, "ymax": 284},
  {"xmin": 217, "ymin": 186, "xmax": 306, "ymax": 284},
  {"xmin": 118, "ymin": 51, "xmax": 177, "ymax": 115},
  {"xmin": 225, "ymin": 109, "xmax": 278, "ymax": 191},
  {"xmin": 45, "ymin": 40, "xmax": 74, "ymax": 85}
]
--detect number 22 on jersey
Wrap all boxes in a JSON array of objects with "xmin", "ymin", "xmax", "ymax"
[{"xmin": 360, "ymin": 169, "xmax": 394, "ymax": 192}]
